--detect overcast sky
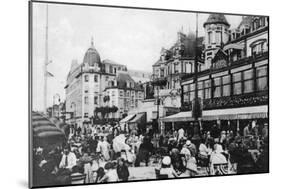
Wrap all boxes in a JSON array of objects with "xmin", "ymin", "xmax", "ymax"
[{"xmin": 32, "ymin": 2, "xmax": 243, "ymax": 111}]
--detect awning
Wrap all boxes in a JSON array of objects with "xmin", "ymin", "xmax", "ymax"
[
  {"xmin": 223, "ymin": 43, "xmax": 244, "ymax": 51},
  {"xmin": 120, "ymin": 114, "xmax": 136, "ymax": 123},
  {"xmin": 202, "ymin": 105, "xmax": 268, "ymax": 120},
  {"xmin": 160, "ymin": 111, "xmax": 193, "ymax": 122},
  {"xmin": 32, "ymin": 112, "xmax": 66, "ymax": 139},
  {"xmin": 129, "ymin": 113, "xmax": 145, "ymax": 124},
  {"xmin": 160, "ymin": 105, "xmax": 268, "ymax": 122}
]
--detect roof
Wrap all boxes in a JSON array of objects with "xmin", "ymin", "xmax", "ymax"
[
  {"xmin": 115, "ymin": 72, "xmax": 143, "ymax": 90},
  {"xmin": 238, "ymin": 16, "xmax": 253, "ymax": 29},
  {"xmin": 203, "ymin": 14, "xmax": 230, "ymax": 27},
  {"xmin": 102, "ymin": 59, "xmax": 126, "ymax": 67},
  {"xmin": 83, "ymin": 39, "xmax": 101, "ymax": 66}
]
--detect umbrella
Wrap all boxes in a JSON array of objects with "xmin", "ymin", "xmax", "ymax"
[{"xmin": 32, "ymin": 111, "xmax": 66, "ymax": 147}]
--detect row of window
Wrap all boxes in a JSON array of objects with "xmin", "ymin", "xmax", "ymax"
[
  {"xmin": 84, "ymin": 74, "xmax": 98, "ymax": 82},
  {"xmin": 84, "ymin": 96, "xmax": 99, "ymax": 105},
  {"xmin": 183, "ymin": 66, "xmax": 268, "ymax": 102},
  {"xmin": 154, "ymin": 61, "xmax": 202, "ymax": 77}
]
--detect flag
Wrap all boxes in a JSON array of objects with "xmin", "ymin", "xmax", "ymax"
[{"xmin": 46, "ymin": 71, "xmax": 54, "ymax": 77}]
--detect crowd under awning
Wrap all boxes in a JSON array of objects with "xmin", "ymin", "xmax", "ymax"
[{"xmin": 160, "ymin": 105, "xmax": 268, "ymax": 123}]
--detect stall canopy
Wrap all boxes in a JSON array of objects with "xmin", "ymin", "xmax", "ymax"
[
  {"xmin": 160, "ymin": 111, "xmax": 193, "ymax": 122},
  {"xmin": 129, "ymin": 113, "xmax": 145, "ymax": 124},
  {"xmin": 161, "ymin": 105, "xmax": 268, "ymax": 122},
  {"xmin": 120, "ymin": 114, "xmax": 136, "ymax": 124},
  {"xmin": 32, "ymin": 112, "xmax": 66, "ymax": 140}
]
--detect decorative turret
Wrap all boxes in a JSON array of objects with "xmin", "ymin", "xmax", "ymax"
[{"xmin": 203, "ymin": 14, "xmax": 230, "ymax": 68}]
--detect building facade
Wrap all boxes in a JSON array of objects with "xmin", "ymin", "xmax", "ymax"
[
  {"xmin": 161, "ymin": 15, "xmax": 269, "ymax": 134},
  {"xmin": 65, "ymin": 39, "xmax": 145, "ymax": 127}
]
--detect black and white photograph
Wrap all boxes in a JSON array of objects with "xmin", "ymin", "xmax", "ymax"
[{"xmin": 29, "ymin": 1, "xmax": 269, "ymax": 188}]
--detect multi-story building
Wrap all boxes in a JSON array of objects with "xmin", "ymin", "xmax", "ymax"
[
  {"xmin": 161, "ymin": 14, "xmax": 269, "ymax": 134},
  {"xmin": 104, "ymin": 71, "xmax": 144, "ymax": 118},
  {"xmin": 65, "ymin": 39, "xmax": 144, "ymax": 127}
]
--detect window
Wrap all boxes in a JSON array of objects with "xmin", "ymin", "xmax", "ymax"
[
  {"xmin": 119, "ymin": 90, "xmax": 124, "ymax": 97},
  {"xmin": 84, "ymin": 113, "xmax": 88, "ymax": 118},
  {"xmin": 256, "ymin": 66, "xmax": 268, "ymax": 91},
  {"xmin": 84, "ymin": 75, "xmax": 89, "ymax": 82},
  {"xmin": 208, "ymin": 31, "xmax": 212, "ymax": 44},
  {"xmin": 139, "ymin": 92, "xmax": 142, "ymax": 98},
  {"xmin": 204, "ymin": 80, "xmax": 211, "ymax": 99},
  {"xmin": 222, "ymin": 75, "xmax": 231, "ymax": 96},
  {"xmin": 84, "ymin": 90, "xmax": 88, "ymax": 93},
  {"xmin": 84, "ymin": 96, "xmax": 89, "ymax": 104},
  {"xmin": 214, "ymin": 77, "xmax": 221, "ymax": 97},
  {"xmin": 243, "ymin": 69, "xmax": 254, "ymax": 93},
  {"xmin": 94, "ymin": 75, "xmax": 98, "ymax": 82},
  {"xmin": 215, "ymin": 31, "xmax": 221, "ymax": 44},
  {"xmin": 233, "ymin": 72, "xmax": 242, "ymax": 95},
  {"xmin": 94, "ymin": 96, "xmax": 98, "ymax": 105}
]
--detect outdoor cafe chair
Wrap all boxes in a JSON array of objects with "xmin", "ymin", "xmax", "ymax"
[
  {"xmin": 70, "ymin": 173, "xmax": 87, "ymax": 184},
  {"xmin": 211, "ymin": 163, "xmax": 229, "ymax": 175}
]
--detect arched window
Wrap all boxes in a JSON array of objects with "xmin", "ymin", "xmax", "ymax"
[{"xmin": 250, "ymin": 39, "xmax": 267, "ymax": 55}]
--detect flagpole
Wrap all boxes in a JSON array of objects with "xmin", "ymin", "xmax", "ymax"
[{"xmin": 43, "ymin": 4, "xmax": 48, "ymax": 113}]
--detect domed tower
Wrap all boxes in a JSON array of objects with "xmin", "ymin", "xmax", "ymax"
[
  {"xmin": 203, "ymin": 14, "xmax": 230, "ymax": 68},
  {"xmin": 83, "ymin": 38, "xmax": 101, "ymax": 68}
]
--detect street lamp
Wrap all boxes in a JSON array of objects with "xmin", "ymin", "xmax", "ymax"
[
  {"xmin": 71, "ymin": 102, "xmax": 76, "ymax": 125},
  {"xmin": 53, "ymin": 93, "xmax": 61, "ymax": 118}
]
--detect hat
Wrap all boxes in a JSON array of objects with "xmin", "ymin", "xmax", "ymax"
[
  {"xmin": 180, "ymin": 148, "xmax": 191, "ymax": 156},
  {"xmin": 186, "ymin": 140, "xmax": 191, "ymax": 146},
  {"xmin": 162, "ymin": 156, "xmax": 171, "ymax": 166},
  {"xmin": 104, "ymin": 162, "xmax": 113, "ymax": 170}
]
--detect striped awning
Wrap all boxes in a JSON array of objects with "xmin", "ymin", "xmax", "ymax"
[
  {"xmin": 160, "ymin": 105, "xmax": 268, "ymax": 122},
  {"xmin": 120, "ymin": 114, "xmax": 136, "ymax": 123},
  {"xmin": 32, "ymin": 112, "xmax": 66, "ymax": 139}
]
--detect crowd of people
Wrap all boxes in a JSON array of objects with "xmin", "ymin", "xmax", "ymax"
[{"xmin": 32, "ymin": 120, "xmax": 269, "ymax": 187}]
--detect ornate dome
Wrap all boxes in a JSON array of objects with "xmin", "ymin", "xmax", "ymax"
[
  {"xmin": 203, "ymin": 14, "xmax": 230, "ymax": 27},
  {"xmin": 83, "ymin": 38, "xmax": 101, "ymax": 66}
]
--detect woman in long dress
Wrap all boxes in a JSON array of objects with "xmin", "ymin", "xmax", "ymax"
[{"xmin": 97, "ymin": 136, "xmax": 111, "ymax": 161}]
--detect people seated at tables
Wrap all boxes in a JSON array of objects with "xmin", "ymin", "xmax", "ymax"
[
  {"xmin": 98, "ymin": 162, "xmax": 119, "ymax": 183},
  {"xmin": 159, "ymin": 156, "xmax": 178, "ymax": 178},
  {"xmin": 180, "ymin": 147, "xmax": 197, "ymax": 177},
  {"xmin": 184, "ymin": 140, "xmax": 197, "ymax": 157},
  {"xmin": 198, "ymin": 138, "xmax": 211, "ymax": 161},
  {"xmin": 59, "ymin": 146, "xmax": 77, "ymax": 170},
  {"xmin": 210, "ymin": 144, "xmax": 227, "ymax": 165}
]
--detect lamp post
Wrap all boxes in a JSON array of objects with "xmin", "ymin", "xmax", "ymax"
[
  {"xmin": 150, "ymin": 74, "xmax": 161, "ymax": 135},
  {"xmin": 71, "ymin": 102, "xmax": 76, "ymax": 125},
  {"xmin": 52, "ymin": 93, "xmax": 61, "ymax": 118}
]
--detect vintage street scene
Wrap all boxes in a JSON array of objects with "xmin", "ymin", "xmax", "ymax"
[{"xmin": 31, "ymin": 2, "xmax": 269, "ymax": 187}]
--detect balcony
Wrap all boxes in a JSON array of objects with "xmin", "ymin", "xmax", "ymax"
[{"xmin": 181, "ymin": 91, "xmax": 268, "ymax": 111}]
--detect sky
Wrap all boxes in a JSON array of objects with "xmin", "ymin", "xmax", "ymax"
[{"xmin": 32, "ymin": 2, "xmax": 243, "ymax": 111}]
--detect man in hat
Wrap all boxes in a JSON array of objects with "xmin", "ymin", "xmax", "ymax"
[{"xmin": 59, "ymin": 145, "xmax": 77, "ymax": 170}]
